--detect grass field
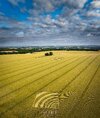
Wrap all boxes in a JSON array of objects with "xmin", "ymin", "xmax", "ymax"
[{"xmin": 0, "ymin": 51, "xmax": 100, "ymax": 118}]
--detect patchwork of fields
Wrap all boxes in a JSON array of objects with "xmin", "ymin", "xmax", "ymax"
[{"xmin": 0, "ymin": 51, "xmax": 100, "ymax": 118}]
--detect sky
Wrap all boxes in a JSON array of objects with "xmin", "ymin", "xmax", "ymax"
[{"xmin": 0, "ymin": 0, "xmax": 100, "ymax": 47}]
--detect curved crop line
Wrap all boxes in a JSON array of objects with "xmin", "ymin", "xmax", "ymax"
[
  {"xmin": 38, "ymin": 101, "xmax": 59, "ymax": 117},
  {"xmin": 0, "ymin": 56, "xmax": 75, "ymax": 88},
  {"xmin": 44, "ymin": 99, "xmax": 59, "ymax": 109},
  {"xmin": 59, "ymin": 56, "xmax": 98, "ymax": 94},
  {"xmin": 34, "ymin": 56, "xmax": 94, "ymax": 115},
  {"xmin": 0, "ymin": 56, "xmax": 90, "ymax": 116},
  {"xmin": 38, "ymin": 96, "xmax": 58, "ymax": 108},
  {"xmin": 36, "ymin": 99, "xmax": 59, "ymax": 117},
  {"xmin": 34, "ymin": 92, "xmax": 49, "ymax": 102},
  {"xmin": 67, "ymin": 63, "xmax": 100, "ymax": 118},
  {"xmin": 39, "ymin": 96, "xmax": 58, "ymax": 109},
  {"xmin": 33, "ymin": 92, "xmax": 58, "ymax": 108},
  {"xmin": 0, "ymin": 56, "xmax": 55, "ymax": 76},
  {"xmin": 38, "ymin": 56, "xmax": 99, "ymax": 117},
  {"xmin": 0, "ymin": 57, "xmax": 80, "ymax": 99},
  {"xmin": 34, "ymin": 93, "xmax": 58, "ymax": 107}
]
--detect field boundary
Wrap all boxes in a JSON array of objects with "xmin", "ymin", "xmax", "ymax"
[
  {"xmin": 0, "ymin": 56, "xmax": 77, "ymax": 87},
  {"xmin": 0, "ymin": 56, "xmax": 90, "ymax": 116},
  {"xmin": 67, "ymin": 63, "xmax": 100, "ymax": 118}
]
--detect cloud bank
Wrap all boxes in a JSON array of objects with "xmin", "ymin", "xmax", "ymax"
[{"xmin": 0, "ymin": 0, "xmax": 100, "ymax": 47}]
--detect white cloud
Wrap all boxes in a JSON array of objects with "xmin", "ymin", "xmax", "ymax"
[
  {"xmin": 87, "ymin": 10, "xmax": 100, "ymax": 17},
  {"xmin": 16, "ymin": 31, "xmax": 24, "ymax": 37},
  {"xmin": 92, "ymin": 1, "xmax": 100, "ymax": 8},
  {"xmin": 87, "ymin": 33, "xmax": 92, "ymax": 37},
  {"xmin": 77, "ymin": 0, "xmax": 87, "ymax": 8},
  {"xmin": 8, "ymin": 0, "xmax": 25, "ymax": 6},
  {"xmin": 66, "ymin": 0, "xmax": 87, "ymax": 8},
  {"xmin": 0, "ymin": 0, "xmax": 100, "ymax": 46},
  {"xmin": 29, "ymin": 0, "xmax": 87, "ymax": 17}
]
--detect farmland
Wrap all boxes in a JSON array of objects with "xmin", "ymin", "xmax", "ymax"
[{"xmin": 0, "ymin": 51, "xmax": 100, "ymax": 118}]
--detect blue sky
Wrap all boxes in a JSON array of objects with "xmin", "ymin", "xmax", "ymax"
[{"xmin": 0, "ymin": 0, "xmax": 100, "ymax": 47}]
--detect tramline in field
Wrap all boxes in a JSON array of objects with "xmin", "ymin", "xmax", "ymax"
[{"xmin": 0, "ymin": 51, "xmax": 100, "ymax": 118}]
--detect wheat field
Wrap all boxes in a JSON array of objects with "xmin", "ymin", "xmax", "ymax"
[{"xmin": 0, "ymin": 51, "xmax": 100, "ymax": 118}]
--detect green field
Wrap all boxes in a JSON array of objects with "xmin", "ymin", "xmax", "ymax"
[{"xmin": 0, "ymin": 51, "xmax": 100, "ymax": 118}]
